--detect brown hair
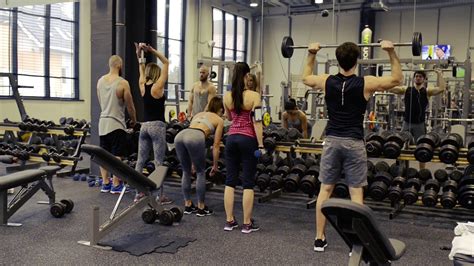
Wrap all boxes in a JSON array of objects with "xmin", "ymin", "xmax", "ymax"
[
  {"xmin": 145, "ymin": 62, "xmax": 161, "ymax": 83},
  {"xmin": 207, "ymin": 96, "xmax": 224, "ymax": 114}
]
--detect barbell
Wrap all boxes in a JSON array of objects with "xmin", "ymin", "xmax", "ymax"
[{"xmin": 281, "ymin": 32, "xmax": 422, "ymax": 58}]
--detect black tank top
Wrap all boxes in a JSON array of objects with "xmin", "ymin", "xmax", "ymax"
[
  {"xmin": 325, "ymin": 73, "xmax": 367, "ymax": 139},
  {"xmin": 403, "ymin": 86, "xmax": 428, "ymax": 124},
  {"xmin": 143, "ymin": 83, "xmax": 165, "ymax": 122}
]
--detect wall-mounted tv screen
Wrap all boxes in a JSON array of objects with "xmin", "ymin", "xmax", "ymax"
[{"xmin": 422, "ymin": 44, "xmax": 451, "ymax": 60}]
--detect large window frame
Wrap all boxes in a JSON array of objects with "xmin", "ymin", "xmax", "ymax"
[
  {"xmin": 212, "ymin": 8, "xmax": 248, "ymax": 62},
  {"xmin": 0, "ymin": 3, "xmax": 79, "ymax": 100},
  {"xmin": 156, "ymin": 0, "xmax": 186, "ymax": 101}
]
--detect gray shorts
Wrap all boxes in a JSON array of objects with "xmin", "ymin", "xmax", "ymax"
[
  {"xmin": 401, "ymin": 121, "xmax": 426, "ymax": 142},
  {"xmin": 319, "ymin": 136, "xmax": 368, "ymax": 187}
]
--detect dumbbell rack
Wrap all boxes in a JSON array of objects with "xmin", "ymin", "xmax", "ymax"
[
  {"xmin": 267, "ymin": 140, "xmax": 474, "ymax": 220},
  {"xmin": 0, "ymin": 122, "xmax": 89, "ymax": 176}
]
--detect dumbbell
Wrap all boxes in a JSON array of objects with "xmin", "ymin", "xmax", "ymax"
[
  {"xmin": 264, "ymin": 165, "xmax": 278, "ymax": 176},
  {"xmin": 333, "ymin": 181, "xmax": 349, "ymax": 198},
  {"xmin": 287, "ymin": 128, "xmax": 302, "ymax": 141},
  {"xmin": 440, "ymin": 180, "xmax": 458, "ymax": 209},
  {"xmin": 383, "ymin": 132, "xmax": 413, "ymax": 159},
  {"xmin": 369, "ymin": 171, "xmax": 393, "ymax": 201},
  {"xmin": 205, "ymin": 166, "xmax": 224, "ymax": 184},
  {"xmin": 292, "ymin": 157, "xmax": 306, "ymax": 167},
  {"xmin": 50, "ymin": 199, "xmax": 74, "ymax": 218},
  {"xmin": 422, "ymin": 179, "xmax": 440, "ymax": 207},
  {"xmin": 51, "ymin": 149, "xmax": 69, "ymax": 163},
  {"xmin": 284, "ymin": 173, "xmax": 301, "ymax": 192},
  {"xmin": 365, "ymin": 131, "xmax": 389, "ymax": 157},
  {"xmin": 276, "ymin": 165, "xmax": 290, "ymax": 177},
  {"xmin": 457, "ymin": 175, "xmax": 474, "ymax": 209},
  {"xmin": 434, "ymin": 169, "xmax": 448, "ymax": 183},
  {"xmin": 450, "ymin": 170, "xmax": 463, "ymax": 183},
  {"xmin": 389, "ymin": 162, "xmax": 406, "ymax": 178},
  {"xmin": 299, "ymin": 174, "xmax": 320, "ymax": 196},
  {"xmin": 367, "ymin": 160, "xmax": 375, "ymax": 174},
  {"xmin": 256, "ymin": 164, "xmax": 266, "ymax": 175},
  {"xmin": 145, "ymin": 161, "xmax": 156, "ymax": 173},
  {"xmin": 414, "ymin": 132, "xmax": 441, "ymax": 162},
  {"xmin": 402, "ymin": 177, "xmax": 422, "ymax": 205},
  {"xmin": 256, "ymin": 173, "xmax": 271, "ymax": 192},
  {"xmin": 406, "ymin": 167, "xmax": 420, "ymax": 180},
  {"xmin": 439, "ymin": 133, "xmax": 463, "ymax": 164},
  {"xmin": 269, "ymin": 174, "xmax": 284, "ymax": 190},
  {"xmin": 259, "ymin": 153, "xmax": 273, "ymax": 165},
  {"xmin": 263, "ymin": 127, "xmax": 288, "ymax": 151},
  {"xmin": 290, "ymin": 164, "xmax": 307, "ymax": 178},
  {"xmin": 418, "ymin": 169, "xmax": 432, "ymax": 183},
  {"xmin": 467, "ymin": 142, "xmax": 474, "ymax": 164},
  {"xmin": 304, "ymin": 156, "xmax": 318, "ymax": 168},
  {"xmin": 387, "ymin": 176, "xmax": 406, "ymax": 202},
  {"xmin": 373, "ymin": 161, "xmax": 390, "ymax": 174}
]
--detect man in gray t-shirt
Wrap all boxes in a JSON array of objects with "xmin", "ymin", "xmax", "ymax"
[
  {"xmin": 97, "ymin": 55, "xmax": 137, "ymax": 194},
  {"xmin": 187, "ymin": 65, "xmax": 217, "ymax": 118}
]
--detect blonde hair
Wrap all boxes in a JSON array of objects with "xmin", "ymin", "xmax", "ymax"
[
  {"xmin": 247, "ymin": 73, "xmax": 257, "ymax": 90},
  {"xmin": 108, "ymin": 55, "xmax": 122, "ymax": 69},
  {"xmin": 145, "ymin": 62, "xmax": 161, "ymax": 83}
]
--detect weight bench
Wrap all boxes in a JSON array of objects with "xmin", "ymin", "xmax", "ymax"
[
  {"xmin": 0, "ymin": 165, "xmax": 65, "ymax": 226},
  {"xmin": 79, "ymin": 144, "xmax": 183, "ymax": 250},
  {"xmin": 321, "ymin": 199, "xmax": 406, "ymax": 266}
]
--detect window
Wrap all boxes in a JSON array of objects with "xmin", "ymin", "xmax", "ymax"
[
  {"xmin": 0, "ymin": 3, "xmax": 78, "ymax": 99},
  {"xmin": 156, "ymin": 0, "xmax": 186, "ymax": 101},
  {"xmin": 212, "ymin": 8, "xmax": 248, "ymax": 62}
]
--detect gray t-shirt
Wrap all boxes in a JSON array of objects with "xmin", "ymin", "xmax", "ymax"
[
  {"xmin": 192, "ymin": 88, "xmax": 209, "ymax": 115},
  {"xmin": 97, "ymin": 76, "xmax": 126, "ymax": 136}
]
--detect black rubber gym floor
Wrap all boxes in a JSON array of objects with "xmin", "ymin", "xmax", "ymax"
[{"xmin": 0, "ymin": 164, "xmax": 459, "ymax": 265}]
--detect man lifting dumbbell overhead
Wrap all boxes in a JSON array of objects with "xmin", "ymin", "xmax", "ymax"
[
  {"xmin": 174, "ymin": 97, "xmax": 225, "ymax": 216},
  {"xmin": 187, "ymin": 65, "xmax": 217, "ymax": 119},
  {"xmin": 302, "ymin": 40, "xmax": 403, "ymax": 251},
  {"xmin": 132, "ymin": 42, "xmax": 172, "ymax": 204},
  {"xmin": 389, "ymin": 69, "xmax": 446, "ymax": 169},
  {"xmin": 97, "ymin": 55, "xmax": 137, "ymax": 194}
]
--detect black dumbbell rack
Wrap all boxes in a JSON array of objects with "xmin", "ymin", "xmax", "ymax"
[{"xmin": 0, "ymin": 122, "xmax": 89, "ymax": 176}]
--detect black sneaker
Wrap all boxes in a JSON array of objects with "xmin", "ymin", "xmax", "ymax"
[
  {"xmin": 224, "ymin": 219, "xmax": 239, "ymax": 231},
  {"xmin": 196, "ymin": 206, "xmax": 213, "ymax": 217},
  {"xmin": 241, "ymin": 220, "xmax": 260, "ymax": 234},
  {"xmin": 184, "ymin": 204, "xmax": 198, "ymax": 214},
  {"xmin": 314, "ymin": 239, "xmax": 328, "ymax": 252}
]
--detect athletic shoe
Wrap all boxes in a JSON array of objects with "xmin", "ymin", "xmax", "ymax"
[
  {"xmin": 157, "ymin": 195, "xmax": 173, "ymax": 205},
  {"xmin": 100, "ymin": 182, "xmax": 111, "ymax": 193},
  {"xmin": 134, "ymin": 192, "xmax": 145, "ymax": 203},
  {"xmin": 224, "ymin": 219, "xmax": 239, "ymax": 231},
  {"xmin": 196, "ymin": 206, "xmax": 214, "ymax": 217},
  {"xmin": 184, "ymin": 204, "xmax": 198, "ymax": 214},
  {"xmin": 314, "ymin": 239, "xmax": 328, "ymax": 252},
  {"xmin": 110, "ymin": 183, "xmax": 129, "ymax": 194},
  {"xmin": 241, "ymin": 220, "xmax": 260, "ymax": 234}
]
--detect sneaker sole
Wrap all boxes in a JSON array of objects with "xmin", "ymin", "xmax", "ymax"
[
  {"xmin": 100, "ymin": 189, "xmax": 110, "ymax": 193},
  {"xmin": 196, "ymin": 212, "xmax": 213, "ymax": 217},
  {"xmin": 241, "ymin": 228, "xmax": 260, "ymax": 234},
  {"xmin": 314, "ymin": 244, "xmax": 327, "ymax": 252},
  {"xmin": 224, "ymin": 225, "xmax": 238, "ymax": 231},
  {"xmin": 184, "ymin": 211, "xmax": 196, "ymax": 215}
]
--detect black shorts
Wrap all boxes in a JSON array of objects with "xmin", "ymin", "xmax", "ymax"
[{"xmin": 99, "ymin": 129, "xmax": 127, "ymax": 157}]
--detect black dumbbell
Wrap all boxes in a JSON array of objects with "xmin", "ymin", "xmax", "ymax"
[
  {"xmin": 387, "ymin": 176, "xmax": 406, "ymax": 202},
  {"xmin": 369, "ymin": 171, "xmax": 393, "ymax": 201},
  {"xmin": 51, "ymin": 149, "xmax": 69, "ymax": 163},
  {"xmin": 205, "ymin": 166, "xmax": 224, "ymax": 184},
  {"xmin": 406, "ymin": 167, "xmax": 419, "ymax": 180},
  {"xmin": 299, "ymin": 174, "xmax": 320, "ymax": 196},
  {"xmin": 439, "ymin": 133, "xmax": 463, "ymax": 164},
  {"xmin": 290, "ymin": 164, "xmax": 307, "ymax": 178},
  {"xmin": 287, "ymin": 128, "xmax": 302, "ymax": 141},
  {"xmin": 441, "ymin": 180, "xmax": 458, "ymax": 209},
  {"xmin": 256, "ymin": 173, "xmax": 271, "ymax": 192},
  {"xmin": 259, "ymin": 153, "xmax": 273, "ymax": 165},
  {"xmin": 304, "ymin": 156, "xmax": 318, "ymax": 168},
  {"xmin": 450, "ymin": 170, "xmax": 463, "ymax": 183},
  {"xmin": 276, "ymin": 165, "xmax": 290, "ymax": 177},
  {"xmin": 284, "ymin": 173, "xmax": 301, "ymax": 192},
  {"xmin": 414, "ymin": 132, "xmax": 441, "ymax": 162},
  {"xmin": 264, "ymin": 165, "xmax": 277, "ymax": 176},
  {"xmin": 457, "ymin": 175, "xmax": 474, "ymax": 209},
  {"xmin": 365, "ymin": 131, "xmax": 389, "ymax": 157},
  {"xmin": 422, "ymin": 179, "xmax": 440, "ymax": 207},
  {"xmin": 367, "ymin": 160, "xmax": 375, "ymax": 173},
  {"xmin": 383, "ymin": 132, "xmax": 412, "ymax": 159},
  {"xmin": 263, "ymin": 127, "xmax": 288, "ymax": 151},
  {"xmin": 333, "ymin": 181, "xmax": 349, "ymax": 198},
  {"xmin": 402, "ymin": 177, "xmax": 422, "ymax": 205},
  {"xmin": 274, "ymin": 155, "xmax": 287, "ymax": 167},
  {"xmin": 269, "ymin": 174, "xmax": 284, "ymax": 190},
  {"xmin": 145, "ymin": 161, "xmax": 156, "ymax": 173},
  {"xmin": 374, "ymin": 161, "xmax": 390, "ymax": 173},
  {"xmin": 467, "ymin": 142, "xmax": 474, "ymax": 164},
  {"xmin": 306, "ymin": 165, "xmax": 320, "ymax": 177},
  {"xmin": 256, "ymin": 164, "xmax": 266, "ymax": 175},
  {"xmin": 418, "ymin": 169, "xmax": 432, "ymax": 183},
  {"xmin": 434, "ymin": 169, "xmax": 448, "ymax": 183},
  {"xmin": 166, "ymin": 128, "xmax": 179, "ymax": 144},
  {"xmin": 389, "ymin": 162, "xmax": 406, "ymax": 177},
  {"xmin": 292, "ymin": 157, "xmax": 306, "ymax": 166}
]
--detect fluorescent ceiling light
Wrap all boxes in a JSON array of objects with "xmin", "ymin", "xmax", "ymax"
[
  {"xmin": 250, "ymin": 0, "xmax": 259, "ymax": 7},
  {"xmin": 314, "ymin": 0, "xmax": 323, "ymax": 4}
]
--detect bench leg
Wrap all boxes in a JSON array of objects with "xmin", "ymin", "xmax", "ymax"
[{"xmin": 0, "ymin": 189, "xmax": 22, "ymax": 227}]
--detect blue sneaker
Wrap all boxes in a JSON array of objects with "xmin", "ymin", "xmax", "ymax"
[
  {"xmin": 100, "ymin": 182, "xmax": 112, "ymax": 193},
  {"xmin": 110, "ymin": 183, "xmax": 129, "ymax": 194}
]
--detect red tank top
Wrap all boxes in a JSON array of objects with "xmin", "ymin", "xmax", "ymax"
[{"xmin": 228, "ymin": 109, "xmax": 256, "ymax": 138}]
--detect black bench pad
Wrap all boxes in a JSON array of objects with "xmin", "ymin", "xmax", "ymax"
[{"xmin": 0, "ymin": 169, "xmax": 46, "ymax": 190}]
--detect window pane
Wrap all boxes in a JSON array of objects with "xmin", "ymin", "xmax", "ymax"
[
  {"xmin": 17, "ymin": 13, "xmax": 45, "ymax": 76},
  {"xmin": 17, "ymin": 75, "xmax": 45, "ymax": 97},
  {"xmin": 236, "ymin": 17, "xmax": 246, "ymax": 51},
  {"xmin": 225, "ymin": 13, "xmax": 234, "ymax": 50},
  {"xmin": 157, "ymin": 36, "xmax": 165, "ymax": 53},
  {"xmin": 236, "ymin": 51, "xmax": 245, "ymax": 62},
  {"xmin": 157, "ymin": 0, "xmax": 166, "ymax": 37},
  {"xmin": 0, "ymin": 10, "xmax": 11, "ymax": 75},
  {"xmin": 50, "ymin": 18, "xmax": 74, "ymax": 78},
  {"xmin": 225, "ymin": 49, "xmax": 234, "ymax": 61},
  {"xmin": 168, "ymin": 0, "xmax": 182, "ymax": 40},
  {"xmin": 166, "ymin": 83, "xmax": 178, "ymax": 100},
  {"xmin": 212, "ymin": 47, "xmax": 221, "ymax": 60},
  {"xmin": 50, "ymin": 2, "xmax": 74, "ymax": 20},
  {"xmin": 168, "ymin": 40, "xmax": 181, "ymax": 84},
  {"xmin": 0, "ymin": 76, "xmax": 12, "ymax": 96},
  {"xmin": 18, "ymin": 5, "xmax": 45, "ymax": 16},
  {"xmin": 50, "ymin": 77, "xmax": 74, "ymax": 98},
  {"xmin": 212, "ymin": 8, "xmax": 223, "ymax": 48}
]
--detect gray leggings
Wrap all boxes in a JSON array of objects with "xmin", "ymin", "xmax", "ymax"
[
  {"xmin": 174, "ymin": 128, "xmax": 207, "ymax": 203},
  {"xmin": 135, "ymin": 121, "xmax": 167, "ymax": 174}
]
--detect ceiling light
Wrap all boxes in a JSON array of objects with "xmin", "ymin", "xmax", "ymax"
[
  {"xmin": 250, "ymin": 0, "xmax": 259, "ymax": 7},
  {"xmin": 314, "ymin": 0, "xmax": 323, "ymax": 4}
]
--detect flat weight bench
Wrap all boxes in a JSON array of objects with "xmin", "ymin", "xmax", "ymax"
[
  {"xmin": 0, "ymin": 165, "xmax": 73, "ymax": 226},
  {"xmin": 78, "ymin": 144, "xmax": 183, "ymax": 250},
  {"xmin": 322, "ymin": 199, "xmax": 406, "ymax": 266}
]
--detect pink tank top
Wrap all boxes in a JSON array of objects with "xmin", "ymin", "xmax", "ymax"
[{"xmin": 228, "ymin": 109, "xmax": 256, "ymax": 138}]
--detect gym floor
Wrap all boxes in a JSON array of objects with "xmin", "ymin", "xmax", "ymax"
[{"xmin": 0, "ymin": 162, "xmax": 460, "ymax": 265}]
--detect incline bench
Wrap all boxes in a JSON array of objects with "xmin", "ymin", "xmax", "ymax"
[
  {"xmin": 322, "ymin": 199, "xmax": 406, "ymax": 266},
  {"xmin": 0, "ymin": 165, "xmax": 74, "ymax": 226},
  {"xmin": 78, "ymin": 144, "xmax": 183, "ymax": 250}
]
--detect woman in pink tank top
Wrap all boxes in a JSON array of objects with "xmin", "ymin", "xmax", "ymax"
[{"xmin": 222, "ymin": 62, "xmax": 264, "ymax": 233}]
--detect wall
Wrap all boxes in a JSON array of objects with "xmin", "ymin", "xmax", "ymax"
[{"xmin": 0, "ymin": 0, "xmax": 91, "ymax": 123}]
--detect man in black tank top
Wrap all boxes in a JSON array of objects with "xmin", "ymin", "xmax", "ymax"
[
  {"xmin": 389, "ymin": 70, "xmax": 446, "ymax": 170},
  {"xmin": 302, "ymin": 41, "xmax": 403, "ymax": 252}
]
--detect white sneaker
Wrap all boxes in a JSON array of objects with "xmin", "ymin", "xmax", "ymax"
[{"xmin": 7, "ymin": 188, "xmax": 14, "ymax": 194}]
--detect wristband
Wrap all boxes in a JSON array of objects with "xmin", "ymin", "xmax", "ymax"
[{"xmin": 138, "ymin": 58, "xmax": 146, "ymax": 64}]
